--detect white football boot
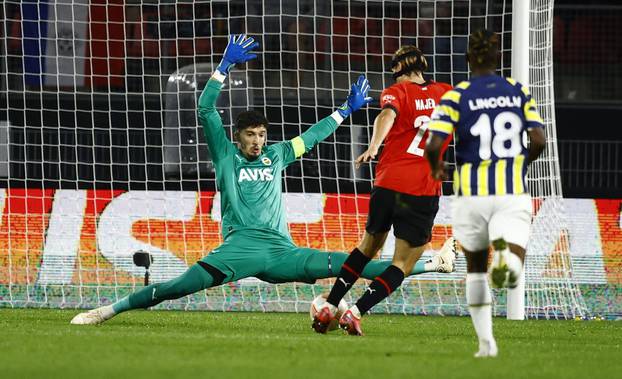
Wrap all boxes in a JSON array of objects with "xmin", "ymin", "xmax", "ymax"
[
  {"xmin": 474, "ymin": 338, "xmax": 498, "ymax": 358},
  {"xmin": 70, "ymin": 305, "xmax": 114, "ymax": 325},
  {"xmin": 427, "ymin": 237, "xmax": 458, "ymax": 273}
]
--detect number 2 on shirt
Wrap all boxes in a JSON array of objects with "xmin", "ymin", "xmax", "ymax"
[{"xmin": 406, "ymin": 115, "xmax": 431, "ymax": 157}]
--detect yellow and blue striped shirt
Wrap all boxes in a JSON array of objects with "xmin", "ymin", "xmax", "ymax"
[{"xmin": 429, "ymin": 75, "xmax": 544, "ymax": 196}]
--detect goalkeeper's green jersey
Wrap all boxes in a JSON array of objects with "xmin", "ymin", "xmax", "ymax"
[{"xmin": 197, "ymin": 76, "xmax": 343, "ymax": 241}]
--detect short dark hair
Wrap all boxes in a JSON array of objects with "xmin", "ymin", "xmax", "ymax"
[
  {"xmin": 235, "ymin": 110, "xmax": 268, "ymax": 132},
  {"xmin": 467, "ymin": 29, "xmax": 500, "ymax": 71}
]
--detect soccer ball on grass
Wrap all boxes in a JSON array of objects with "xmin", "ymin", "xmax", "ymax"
[{"xmin": 309, "ymin": 293, "xmax": 349, "ymax": 331}]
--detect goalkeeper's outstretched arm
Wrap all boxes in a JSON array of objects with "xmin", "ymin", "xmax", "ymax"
[
  {"xmin": 196, "ymin": 34, "xmax": 259, "ymax": 163},
  {"xmin": 290, "ymin": 75, "xmax": 373, "ymax": 159},
  {"xmin": 197, "ymin": 78, "xmax": 231, "ymax": 163}
]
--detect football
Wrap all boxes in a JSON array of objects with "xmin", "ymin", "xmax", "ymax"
[{"xmin": 309, "ymin": 294, "xmax": 349, "ymax": 331}]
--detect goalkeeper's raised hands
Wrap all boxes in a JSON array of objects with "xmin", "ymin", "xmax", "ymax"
[
  {"xmin": 216, "ymin": 34, "xmax": 259, "ymax": 74},
  {"xmin": 336, "ymin": 75, "xmax": 373, "ymax": 118}
]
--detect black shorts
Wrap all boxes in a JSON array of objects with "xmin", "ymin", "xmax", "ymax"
[{"xmin": 365, "ymin": 186, "xmax": 439, "ymax": 247}]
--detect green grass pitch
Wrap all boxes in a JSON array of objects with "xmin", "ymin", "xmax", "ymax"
[{"xmin": 1, "ymin": 309, "xmax": 620, "ymax": 379}]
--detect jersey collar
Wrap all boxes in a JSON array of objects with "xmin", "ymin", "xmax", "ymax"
[{"xmin": 410, "ymin": 80, "xmax": 432, "ymax": 87}]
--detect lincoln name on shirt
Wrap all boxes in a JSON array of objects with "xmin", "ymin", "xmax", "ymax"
[{"xmin": 468, "ymin": 96, "xmax": 522, "ymax": 111}]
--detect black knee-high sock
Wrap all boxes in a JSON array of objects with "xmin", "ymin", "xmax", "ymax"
[
  {"xmin": 355, "ymin": 265, "xmax": 404, "ymax": 315},
  {"xmin": 326, "ymin": 248, "xmax": 371, "ymax": 307}
]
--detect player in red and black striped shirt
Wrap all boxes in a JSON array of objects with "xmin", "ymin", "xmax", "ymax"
[{"xmin": 313, "ymin": 45, "xmax": 456, "ymax": 335}]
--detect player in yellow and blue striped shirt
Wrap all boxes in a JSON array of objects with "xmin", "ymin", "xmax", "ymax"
[
  {"xmin": 427, "ymin": 63, "xmax": 545, "ymax": 196},
  {"xmin": 425, "ymin": 29, "xmax": 546, "ymax": 358}
]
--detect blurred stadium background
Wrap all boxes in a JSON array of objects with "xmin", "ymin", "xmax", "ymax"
[{"xmin": 0, "ymin": 0, "xmax": 620, "ymax": 319}]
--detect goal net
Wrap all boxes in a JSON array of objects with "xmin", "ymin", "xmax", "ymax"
[{"xmin": 0, "ymin": 0, "xmax": 589, "ymax": 318}]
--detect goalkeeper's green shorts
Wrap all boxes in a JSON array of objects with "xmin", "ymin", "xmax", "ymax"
[{"xmin": 198, "ymin": 229, "xmax": 330, "ymax": 284}]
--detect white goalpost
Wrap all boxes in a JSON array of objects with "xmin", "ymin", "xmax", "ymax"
[
  {"xmin": 0, "ymin": 0, "xmax": 588, "ymax": 319},
  {"xmin": 506, "ymin": 0, "xmax": 589, "ymax": 320},
  {"xmin": 507, "ymin": 0, "xmax": 531, "ymax": 320}
]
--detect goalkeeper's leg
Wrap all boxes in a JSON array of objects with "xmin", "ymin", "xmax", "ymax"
[
  {"xmin": 70, "ymin": 263, "xmax": 224, "ymax": 325},
  {"xmin": 303, "ymin": 244, "xmax": 455, "ymax": 282}
]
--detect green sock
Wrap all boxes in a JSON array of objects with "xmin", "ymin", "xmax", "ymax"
[
  {"xmin": 112, "ymin": 296, "xmax": 131, "ymax": 314},
  {"xmin": 411, "ymin": 260, "xmax": 426, "ymax": 275},
  {"xmin": 111, "ymin": 264, "xmax": 215, "ymax": 314},
  {"xmin": 361, "ymin": 257, "xmax": 427, "ymax": 277},
  {"xmin": 303, "ymin": 252, "xmax": 429, "ymax": 281}
]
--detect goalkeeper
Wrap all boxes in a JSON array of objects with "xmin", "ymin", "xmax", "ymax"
[{"xmin": 71, "ymin": 34, "xmax": 456, "ymax": 325}]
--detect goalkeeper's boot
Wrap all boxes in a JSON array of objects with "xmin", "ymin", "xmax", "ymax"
[
  {"xmin": 474, "ymin": 338, "xmax": 498, "ymax": 358},
  {"xmin": 70, "ymin": 305, "xmax": 114, "ymax": 325},
  {"xmin": 428, "ymin": 237, "xmax": 458, "ymax": 273},
  {"xmin": 339, "ymin": 308, "xmax": 364, "ymax": 336},
  {"xmin": 312, "ymin": 306, "xmax": 336, "ymax": 334}
]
